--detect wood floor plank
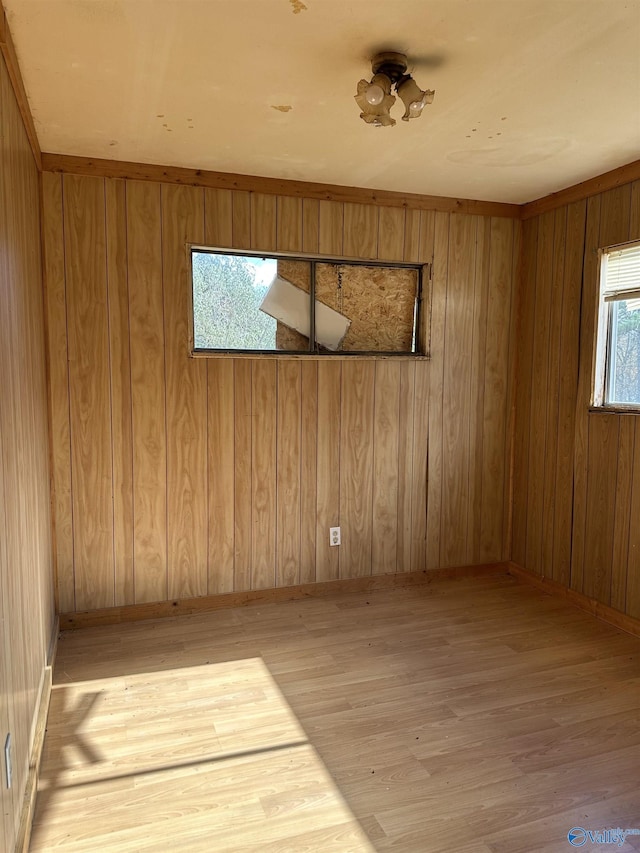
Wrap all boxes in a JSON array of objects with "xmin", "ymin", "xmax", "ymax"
[{"xmin": 33, "ymin": 575, "xmax": 640, "ymax": 853}]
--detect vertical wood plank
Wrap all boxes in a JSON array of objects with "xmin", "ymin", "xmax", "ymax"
[
  {"xmin": 469, "ymin": 217, "xmax": 490, "ymax": 562},
  {"xmin": 300, "ymin": 360, "xmax": 318, "ymax": 584},
  {"xmin": 302, "ymin": 198, "xmax": 320, "ymax": 254},
  {"xmin": 42, "ymin": 171, "xmax": 75, "ymax": 612},
  {"xmin": 552, "ymin": 200, "xmax": 586, "ymax": 586},
  {"xmin": 208, "ymin": 360, "xmax": 235, "ymax": 594},
  {"xmin": 427, "ymin": 212, "xmax": 449, "ymax": 569},
  {"xmin": 251, "ymin": 360, "xmax": 277, "ymax": 589},
  {"xmin": 440, "ymin": 214, "xmax": 476, "ymax": 567},
  {"xmin": 127, "ymin": 180, "xmax": 167, "ymax": 604},
  {"xmin": 540, "ymin": 208, "xmax": 566, "ymax": 577},
  {"xmin": 316, "ymin": 362, "xmax": 341, "ymax": 581},
  {"xmin": 105, "ymin": 178, "xmax": 134, "ymax": 606},
  {"xmin": 411, "ymin": 363, "xmax": 429, "ymax": 572},
  {"xmin": 318, "ymin": 200, "xmax": 343, "ymax": 255},
  {"xmin": 372, "ymin": 361, "xmax": 400, "ymax": 574},
  {"xmin": 343, "ymin": 203, "xmax": 378, "ymax": 259},
  {"xmin": 481, "ymin": 217, "xmax": 514, "ymax": 562},
  {"xmin": 277, "ymin": 196, "xmax": 303, "ymax": 252},
  {"xmin": 611, "ymin": 417, "xmax": 634, "ymax": 611},
  {"xmin": 232, "ymin": 191, "xmax": 251, "ymax": 249},
  {"xmin": 340, "ymin": 361, "xmax": 375, "ymax": 577},
  {"xmin": 396, "ymin": 362, "xmax": 416, "ymax": 573},
  {"xmin": 162, "ymin": 184, "xmax": 207, "ymax": 600},
  {"xmin": 234, "ymin": 360, "xmax": 252, "ymax": 591},
  {"xmin": 377, "ymin": 207, "xmax": 405, "ymax": 261},
  {"xmin": 204, "ymin": 188, "xmax": 233, "ymax": 248},
  {"xmin": 525, "ymin": 211, "xmax": 554, "ymax": 575},
  {"xmin": 626, "ymin": 419, "xmax": 640, "ymax": 619},
  {"xmin": 403, "ymin": 209, "xmax": 422, "ymax": 263},
  {"xmin": 276, "ymin": 361, "xmax": 301, "ymax": 587},
  {"xmin": 571, "ymin": 194, "xmax": 601, "ymax": 593},
  {"xmin": 251, "ymin": 193, "xmax": 277, "ymax": 251},
  {"xmin": 64, "ymin": 174, "xmax": 114, "ymax": 610}
]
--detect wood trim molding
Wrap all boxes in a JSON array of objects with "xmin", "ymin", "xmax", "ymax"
[
  {"xmin": 0, "ymin": 1, "xmax": 41, "ymax": 170},
  {"xmin": 41, "ymin": 152, "xmax": 522, "ymax": 219},
  {"xmin": 521, "ymin": 158, "xmax": 640, "ymax": 220},
  {"xmin": 507, "ymin": 562, "xmax": 640, "ymax": 639},
  {"xmin": 59, "ymin": 563, "xmax": 508, "ymax": 629}
]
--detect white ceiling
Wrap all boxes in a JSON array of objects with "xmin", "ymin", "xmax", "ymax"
[{"xmin": 5, "ymin": 0, "xmax": 640, "ymax": 203}]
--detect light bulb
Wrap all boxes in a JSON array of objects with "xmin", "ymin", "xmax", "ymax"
[{"xmin": 365, "ymin": 83, "xmax": 385, "ymax": 106}]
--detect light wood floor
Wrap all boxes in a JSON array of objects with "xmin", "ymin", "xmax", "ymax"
[{"xmin": 30, "ymin": 573, "xmax": 640, "ymax": 852}]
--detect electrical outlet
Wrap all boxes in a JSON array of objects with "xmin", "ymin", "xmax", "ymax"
[
  {"xmin": 4, "ymin": 733, "xmax": 11, "ymax": 789},
  {"xmin": 330, "ymin": 526, "xmax": 341, "ymax": 547}
]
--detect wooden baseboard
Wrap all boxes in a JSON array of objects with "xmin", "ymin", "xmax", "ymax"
[
  {"xmin": 507, "ymin": 562, "xmax": 640, "ymax": 639},
  {"xmin": 14, "ymin": 617, "xmax": 59, "ymax": 853},
  {"xmin": 60, "ymin": 563, "xmax": 508, "ymax": 630}
]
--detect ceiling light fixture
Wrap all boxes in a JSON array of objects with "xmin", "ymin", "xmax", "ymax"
[{"xmin": 355, "ymin": 52, "xmax": 435, "ymax": 127}]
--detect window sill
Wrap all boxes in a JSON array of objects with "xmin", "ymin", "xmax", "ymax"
[
  {"xmin": 191, "ymin": 350, "xmax": 431, "ymax": 361},
  {"xmin": 589, "ymin": 405, "xmax": 640, "ymax": 415}
]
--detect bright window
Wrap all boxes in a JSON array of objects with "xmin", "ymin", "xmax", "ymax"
[
  {"xmin": 191, "ymin": 249, "xmax": 427, "ymax": 356},
  {"xmin": 594, "ymin": 241, "xmax": 640, "ymax": 409}
]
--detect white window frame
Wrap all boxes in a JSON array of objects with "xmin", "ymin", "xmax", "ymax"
[{"xmin": 593, "ymin": 239, "xmax": 640, "ymax": 411}]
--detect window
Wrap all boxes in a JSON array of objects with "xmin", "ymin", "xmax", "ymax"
[
  {"xmin": 594, "ymin": 241, "xmax": 640, "ymax": 409},
  {"xmin": 191, "ymin": 248, "xmax": 427, "ymax": 356}
]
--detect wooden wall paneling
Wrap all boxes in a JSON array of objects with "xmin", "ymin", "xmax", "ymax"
[
  {"xmin": 318, "ymin": 200, "xmax": 343, "ymax": 256},
  {"xmin": 524, "ymin": 211, "xmax": 554, "ymax": 575},
  {"xmin": 127, "ymin": 180, "xmax": 167, "ymax": 604},
  {"xmin": 570, "ymin": 194, "xmax": 601, "ymax": 593},
  {"xmin": 411, "ymin": 210, "xmax": 434, "ymax": 571},
  {"xmin": 540, "ymin": 207, "xmax": 567, "ymax": 577},
  {"xmin": 411, "ymin": 363, "xmax": 429, "ymax": 572},
  {"xmin": 315, "ymin": 362, "xmax": 341, "ymax": 581},
  {"xmin": 511, "ymin": 219, "xmax": 538, "ymax": 566},
  {"xmin": 63, "ymin": 174, "xmax": 115, "ymax": 610},
  {"xmin": 302, "ymin": 198, "xmax": 319, "ymax": 254},
  {"xmin": 502, "ymin": 220, "xmax": 522, "ymax": 560},
  {"xmin": 611, "ymin": 416, "xmax": 634, "ymax": 611},
  {"xmin": 582, "ymin": 186, "xmax": 632, "ymax": 604},
  {"xmin": 232, "ymin": 190, "xmax": 251, "ymax": 248},
  {"xmin": 251, "ymin": 360, "xmax": 277, "ymax": 589},
  {"xmin": 299, "ymin": 360, "xmax": 318, "ymax": 584},
  {"xmin": 340, "ymin": 361, "xmax": 375, "ymax": 576},
  {"xmin": 204, "ymin": 188, "xmax": 233, "ymax": 247},
  {"xmin": 377, "ymin": 206, "xmax": 405, "ymax": 261},
  {"xmin": 627, "ymin": 420, "xmax": 640, "ymax": 619},
  {"xmin": 251, "ymin": 193, "xmax": 277, "ymax": 251},
  {"xmin": 440, "ymin": 214, "xmax": 476, "ymax": 567},
  {"xmin": 276, "ymin": 361, "xmax": 302, "ymax": 587},
  {"xmin": 234, "ymin": 360, "xmax": 252, "ymax": 591},
  {"xmin": 343, "ymin": 202, "xmax": 378, "ymax": 258},
  {"xmin": 403, "ymin": 209, "xmax": 422, "ymax": 263},
  {"xmin": 426, "ymin": 212, "xmax": 449, "ymax": 568},
  {"xmin": 481, "ymin": 217, "xmax": 514, "ymax": 563},
  {"xmin": 105, "ymin": 178, "xmax": 134, "ymax": 606},
  {"xmin": 276, "ymin": 196, "xmax": 303, "ymax": 252},
  {"xmin": 469, "ymin": 217, "xmax": 490, "ymax": 562},
  {"xmin": 207, "ymin": 360, "xmax": 235, "ymax": 594},
  {"xmin": 42, "ymin": 171, "xmax": 75, "ymax": 612},
  {"xmin": 162, "ymin": 184, "xmax": 208, "ymax": 600},
  {"xmin": 631, "ymin": 180, "xmax": 640, "ymax": 240},
  {"xmin": 396, "ymin": 361, "xmax": 416, "ymax": 573},
  {"xmin": 552, "ymin": 200, "xmax": 586, "ymax": 586},
  {"xmin": 583, "ymin": 414, "xmax": 619, "ymax": 603},
  {"xmin": 371, "ymin": 361, "xmax": 401, "ymax": 574}
]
